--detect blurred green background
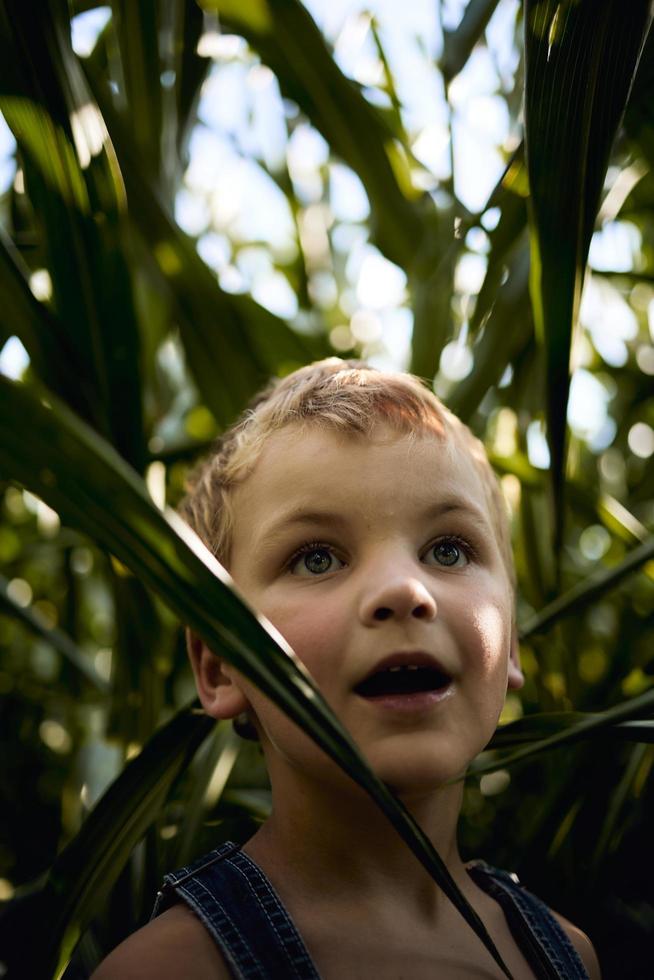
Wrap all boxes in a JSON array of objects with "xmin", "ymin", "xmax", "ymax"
[{"xmin": 0, "ymin": 1, "xmax": 653, "ymax": 977}]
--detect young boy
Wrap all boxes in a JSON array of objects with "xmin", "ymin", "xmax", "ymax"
[{"xmin": 93, "ymin": 358, "xmax": 600, "ymax": 979}]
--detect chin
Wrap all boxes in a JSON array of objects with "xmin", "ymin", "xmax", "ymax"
[{"xmin": 372, "ymin": 756, "xmax": 467, "ymax": 798}]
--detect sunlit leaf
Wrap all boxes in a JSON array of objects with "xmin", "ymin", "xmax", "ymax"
[{"xmin": 0, "ymin": 1, "xmax": 146, "ymax": 469}]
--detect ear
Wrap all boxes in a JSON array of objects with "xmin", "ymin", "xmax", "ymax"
[
  {"xmin": 507, "ymin": 624, "xmax": 524, "ymax": 691},
  {"xmin": 186, "ymin": 629, "xmax": 250, "ymax": 720}
]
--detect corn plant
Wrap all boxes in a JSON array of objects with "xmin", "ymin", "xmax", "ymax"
[{"xmin": 0, "ymin": 2, "xmax": 652, "ymax": 977}]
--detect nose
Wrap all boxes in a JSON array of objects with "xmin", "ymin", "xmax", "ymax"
[{"xmin": 359, "ymin": 572, "xmax": 437, "ymax": 625}]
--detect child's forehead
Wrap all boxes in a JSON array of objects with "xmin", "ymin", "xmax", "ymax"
[
  {"xmin": 241, "ymin": 420, "xmax": 485, "ymax": 510},
  {"xmin": 256, "ymin": 421, "xmax": 433, "ymax": 467}
]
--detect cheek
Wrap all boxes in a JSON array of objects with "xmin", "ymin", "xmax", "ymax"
[
  {"xmin": 259, "ymin": 595, "xmax": 347, "ymax": 677},
  {"xmin": 469, "ymin": 599, "xmax": 511, "ymax": 675}
]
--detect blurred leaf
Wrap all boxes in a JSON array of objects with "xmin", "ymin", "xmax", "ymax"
[
  {"xmin": 109, "ymin": 1, "xmax": 164, "ymax": 182},
  {"xmin": 590, "ymin": 743, "xmax": 651, "ymax": 870},
  {"xmin": 409, "ymin": 219, "xmax": 456, "ymax": 380},
  {"xmin": 369, "ymin": 17, "xmax": 406, "ymax": 140},
  {"xmin": 222, "ymin": 787, "xmax": 272, "ymax": 821},
  {"xmin": 108, "ymin": 572, "xmax": 167, "ymax": 745},
  {"xmin": 523, "ymin": 0, "xmax": 652, "ymax": 550},
  {"xmin": 0, "ymin": 374, "xmax": 513, "ymax": 980},
  {"xmin": 490, "ymin": 712, "xmax": 654, "ymax": 749},
  {"xmin": 442, "ymin": 150, "xmax": 531, "ymax": 415},
  {"xmin": 109, "ymin": 0, "xmax": 209, "ymax": 197},
  {"xmin": 448, "ymin": 244, "xmax": 532, "ymax": 422},
  {"xmin": 440, "ymin": 0, "xmax": 502, "ymax": 84},
  {"xmin": 490, "ymin": 451, "xmax": 542, "ymax": 488},
  {"xmin": 85, "ymin": 66, "xmax": 328, "ymax": 426},
  {"xmin": 174, "ymin": 1, "xmax": 211, "ymax": 162},
  {"xmin": 202, "ymin": 0, "xmax": 427, "ymax": 270},
  {"xmin": 173, "ymin": 721, "xmax": 241, "ymax": 868},
  {"xmin": 520, "ymin": 536, "xmax": 654, "ymax": 639},
  {"xmin": 596, "ymin": 496, "xmax": 652, "ymax": 549},
  {"xmin": 472, "ymin": 688, "xmax": 654, "ymax": 776},
  {"xmin": 0, "ymin": 0, "xmax": 146, "ymax": 470},
  {"xmin": 624, "ymin": 26, "xmax": 654, "ymax": 168},
  {"xmin": 566, "ymin": 489, "xmax": 654, "ymax": 584},
  {"xmin": 516, "ymin": 439, "xmax": 556, "ymax": 607},
  {"xmin": 0, "ymin": 701, "xmax": 214, "ymax": 979},
  {"xmin": 468, "ymin": 197, "xmax": 528, "ymax": 341},
  {"xmin": 0, "ymin": 227, "xmax": 86, "ymax": 408},
  {"xmin": 216, "ymin": 0, "xmax": 272, "ymax": 32},
  {"xmin": 0, "ymin": 573, "xmax": 109, "ymax": 693}
]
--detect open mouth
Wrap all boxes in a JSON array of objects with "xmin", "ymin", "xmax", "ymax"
[{"xmin": 354, "ymin": 664, "xmax": 451, "ymax": 699}]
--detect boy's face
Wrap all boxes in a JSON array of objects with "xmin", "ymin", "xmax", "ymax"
[{"xmin": 211, "ymin": 422, "xmax": 522, "ymax": 794}]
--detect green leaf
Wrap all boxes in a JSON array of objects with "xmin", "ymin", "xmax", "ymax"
[
  {"xmin": 468, "ymin": 194, "xmax": 528, "ymax": 341},
  {"xmin": 172, "ymin": 721, "xmax": 241, "ymax": 868},
  {"xmin": 84, "ymin": 66, "xmax": 329, "ymax": 426},
  {"xmin": 174, "ymin": 1, "xmax": 212, "ymax": 161},
  {"xmin": 447, "ymin": 244, "xmax": 532, "ymax": 422},
  {"xmin": 0, "ymin": 227, "xmax": 84, "ymax": 405},
  {"xmin": 489, "ymin": 712, "xmax": 654, "ymax": 749},
  {"xmin": 440, "ymin": 0, "xmax": 503, "ymax": 84},
  {"xmin": 519, "ymin": 536, "xmax": 654, "ymax": 639},
  {"xmin": 0, "ymin": 373, "xmax": 514, "ymax": 980},
  {"xmin": 624, "ymin": 26, "xmax": 654, "ymax": 169},
  {"xmin": 441, "ymin": 150, "xmax": 531, "ymax": 416},
  {"xmin": 215, "ymin": 0, "xmax": 272, "ymax": 32},
  {"xmin": 221, "ymin": 787, "xmax": 272, "ymax": 820},
  {"xmin": 110, "ymin": 1, "xmax": 165, "ymax": 183},
  {"xmin": 0, "ymin": 0, "xmax": 146, "ymax": 470},
  {"xmin": 409, "ymin": 218, "xmax": 456, "ymax": 380},
  {"xmin": 523, "ymin": 0, "xmax": 652, "ymax": 550},
  {"xmin": 590, "ymin": 744, "xmax": 652, "ymax": 869},
  {"xmin": 472, "ymin": 688, "xmax": 654, "ymax": 776},
  {"xmin": 0, "ymin": 573, "xmax": 109, "ymax": 693},
  {"xmin": 0, "ymin": 701, "xmax": 214, "ymax": 980}
]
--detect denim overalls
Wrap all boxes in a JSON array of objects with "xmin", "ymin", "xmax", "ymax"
[{"xmin": 151, "ymin": 841, "xmax": 589, "ymax": 980}]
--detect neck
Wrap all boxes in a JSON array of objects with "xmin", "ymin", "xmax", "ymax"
[{"xmin": 242, "ymin": 758, "xmax": 470, "ymax": 920}]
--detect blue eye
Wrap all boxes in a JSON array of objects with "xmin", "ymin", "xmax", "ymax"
[
  {"xmin": 289, "ymin": 542, "xmax": 345, "ymax": 576},
  {"xmin": 426, "ymin": 538, "xmax": 469, "ymax": 568}
]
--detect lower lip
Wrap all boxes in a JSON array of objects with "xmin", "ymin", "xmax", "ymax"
[{"xmin": 357, "ymin": 684, "xmax": 454, "ymax": 713}]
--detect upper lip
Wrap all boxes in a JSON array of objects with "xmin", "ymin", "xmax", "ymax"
[{"xmin": 354, "ymin": 650, "xmax": 453, "ymax": 690}]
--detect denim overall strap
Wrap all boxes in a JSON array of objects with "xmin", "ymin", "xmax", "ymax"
[
  {"xmin": 466, "ymin": 861, "xmax": 589, "ymax": 980},
  {"xmin": 151, "ymin": 842, "xmax": 320, "ymax": 980}
]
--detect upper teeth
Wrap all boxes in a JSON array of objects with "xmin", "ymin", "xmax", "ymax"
[{"xmin": 388, "ymin": 665, "xmax": 419, "ymax": 672}]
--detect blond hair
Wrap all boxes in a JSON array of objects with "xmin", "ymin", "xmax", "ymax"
[{"xmin": 179, "ymin": 358, "xmax": 515, "ymax": 586}]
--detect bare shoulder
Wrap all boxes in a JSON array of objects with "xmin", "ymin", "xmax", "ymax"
[
  {"xmin": 90, "ymin": 903, "xmax": 232, "ymax": 980},
  {"xmin": 552, "ymin": 910, "xmax": 602, "ymax": 980}
]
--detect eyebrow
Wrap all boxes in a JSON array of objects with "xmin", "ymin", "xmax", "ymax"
[
  {"xmin": 257, "ymin": 500, "xmax": 490, "ymax": 546},
  {"xmin": 256, "ymin": 510, "xmax": 348, "ymax": 547}
]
